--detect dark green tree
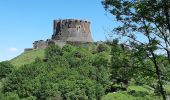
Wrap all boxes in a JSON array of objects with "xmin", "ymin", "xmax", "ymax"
[
  {"xmin": 111, "ymin": 40, "xmax": 133, "ymax": 86},
  {"xmin": 0, "ymin": 61, "xmax": 14, "ymax": 79},
  {"xmin": 102, "ymin": 0, "xmax": 170, "ymax": 99},
  {"xmin": 96, "ymin": 43, "xmax": 111, "ymax": 53},
  {"xmin": 45, "ymin": 44, "xmax": 63, "ymax": 59}
]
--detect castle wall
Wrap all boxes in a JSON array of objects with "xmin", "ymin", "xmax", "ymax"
[
  {"xmin": 52, "ymin": 19, "xmax": 93, "ymax": 43},
  {"xmin": 33, "ymin": 40, "xmax": 48, "ymax": 49},
  {"xmin": 31, "ymin": 19, "xmax": 93, "ymax": 50},
  {"xmin": 24, "ymin": 48, "xmax": 33, "ymax": 52}
]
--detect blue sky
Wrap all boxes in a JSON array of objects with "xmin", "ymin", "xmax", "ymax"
[{"xmin": 0, "ymin": 0, "xmax": 116, "ymax": 61}]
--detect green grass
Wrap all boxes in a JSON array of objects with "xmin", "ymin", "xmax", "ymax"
[
  {"xmin": 102, "ymin": 92, "xmax": 161, "ymax": 100},
  {"xmin": 128, "ymin": 85, "xmax": 153, "ymax": 93},
  {"xmin": 102, "ymin": 92, "xmax": 135, "ymax": 100},
  {"xmin": 10, "ymin": 49, "xmax": 45, "ymax": 67},
  {"xmin": 102, "ymin": 85, "xmax": 162, "ymax": 100}
]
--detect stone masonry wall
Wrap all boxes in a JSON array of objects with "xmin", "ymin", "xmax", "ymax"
[
  {"xmin": 31, "ymin": 19, "xmax": 93, "ymax": 50},
  {"xmin": 52, "ymin": 19, "xmax": 93, "ymax": 42}
]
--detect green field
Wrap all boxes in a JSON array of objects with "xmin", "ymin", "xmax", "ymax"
[{"xmin": 10, "ymin": 49, "xmax": 45, "ymax": 67}]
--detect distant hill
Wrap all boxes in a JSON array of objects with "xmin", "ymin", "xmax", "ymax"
[{"xmin": 10, "ymin": 49, "xmax": 45, "ymax": 67}]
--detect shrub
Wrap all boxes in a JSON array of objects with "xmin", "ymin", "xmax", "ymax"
[
  {"xmin": 5, "ymin": 92, "xmax": 20, "ymax": 100},
  {"xmin": 0, "ymin": 61, "xmax": 14, "ymax": 79},
  {"xmin": 96, "ymin": 43, "xmax": 111, "ymax": 53},
  {"xmin": 45, "ymin": 44, "xmax": 63, "ymax": 59}
]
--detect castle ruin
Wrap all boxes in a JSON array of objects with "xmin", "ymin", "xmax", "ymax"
[
  {"xmin": 25, "ymin": 19, "xmax": 93, "ymax": 51},
  {"xmin": 52, "ymin": 19, "xmax": 93, "ymax": 42}
]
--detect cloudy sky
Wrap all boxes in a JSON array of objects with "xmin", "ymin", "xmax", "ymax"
[{"xmin": 0, "ymin": 0, "xmax": 116, "ymax": 61}]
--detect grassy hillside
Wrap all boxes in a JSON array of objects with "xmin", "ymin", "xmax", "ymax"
[{"xmin": 10, "ymin": 49, "xmax": 45, "ymax": 67}]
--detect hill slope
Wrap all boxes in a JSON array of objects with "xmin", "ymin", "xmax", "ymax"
[{"xmin": 10, "ymin": 49, "xmax": 45, "ymax": 67}]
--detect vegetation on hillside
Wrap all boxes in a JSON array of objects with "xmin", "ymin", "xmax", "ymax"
[
  {"xmin": 0, "ymin": 43, "xmax": 111, "ymax": 99},
  {"xmin": 10, "ymin": 49, "xmax": 45, "ymax": 67},
  {"xmin": 0, "ymin": 42, "xmax": 170, "ymax": 100}
]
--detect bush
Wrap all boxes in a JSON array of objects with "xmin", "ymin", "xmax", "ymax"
[
  {"xmin": 45, "ymin": 44, "xmax": 63, "ymax": 59},
  {"xmin": 5, "ymin": 92, "xmax": 20, "ymax": 100},
  {"xmin": 96, "ymin": 43, "xmax": 111, "ymax": 53},
  {"xmin": 62, "ymin": 44, "xmax": 76, "ymax": 52},
  {"xmin": 0, "ymin": 61, "xmax": 14, "ymax": 79},
  {"xmin": 165, "ymin": 85, "xmax": 170, "ymax": 95}
]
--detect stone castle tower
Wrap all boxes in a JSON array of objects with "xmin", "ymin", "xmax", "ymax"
[
  {"xmin": 52, "ymin": 19, "xmax": 93, "ymax": 42},
  {"xmin": 25, "ymin": 19, "xmax": 93, "ymax": 51}
]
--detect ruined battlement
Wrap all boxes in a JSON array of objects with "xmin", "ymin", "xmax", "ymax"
[
  {"xmin": 52, "ymin": 19, "xmax": 93, "ymax": 42},
  {"xmin": 54, "ymin": 19, "xmax": 90, "ymax": 24},
  {"xmin": 29, "ymin": 19, "xmax": 93, "ymax": 50},
  {"xmin": 33, "ymin": 40, "xmax": 47, "ymax": 49}
]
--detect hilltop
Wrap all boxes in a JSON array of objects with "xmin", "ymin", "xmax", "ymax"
[{"xmin": 10, "ymin": 49, "xmax": 45, "ymax": 67}]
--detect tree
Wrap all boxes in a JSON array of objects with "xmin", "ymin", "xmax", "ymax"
[
  {"xmin": 45, "ymin": 44, "xmax": 63, "ymax": 59},
  {"xmin": 111, "ymin": 40, "xmax": 134, "ymax": 86},
  {"xmin": 102, "ymin": 0, "xmax": 170, "ymax": 99},
  {"xmin": 96, "ymin": 43, "xmax": 111, "ymax": 53},
  {"xmin": 93, "ymin": 52, "xmax": 111, "ymax": 100}
]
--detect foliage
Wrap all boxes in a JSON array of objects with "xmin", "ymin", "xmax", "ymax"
[
  {"xmin": 96, "ymin": 43, "xmax": 111, "ymax": 53},
  {"xmin": 2, "ymin": 44, "xmax": 111, "ymax": 99},
  {"xmin": 2, "ymin": 42, "xmax": 169, "ymax": 99},
  {"xmin": 111, "ymin": 41, "xmax": 133, "ymax": 84},
  {"xmin": 0, "ymin": 61, "xmax": 14, "ymax": 79},
  {"xmin": 165, "ymin": 85, "xmax": 170, "ymax": 95},
  {"xmin": 0, "ymin": 92, "xmax": 20, "ymax": 100},
  {"xmin": 102, "ymin": 0, "xmax": 170, "ymax": 99},
  {"xmin": 102, "ymin": 92, "xmax": 161, "ymax": 100},
  {"xmin": 45, "ymin": 44, "xmax": 63, "ymax": 59}
]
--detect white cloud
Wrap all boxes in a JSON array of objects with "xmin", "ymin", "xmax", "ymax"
[{"xmin": 8, "ymin": 48, "xmax": 18, "ymax": 52}]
